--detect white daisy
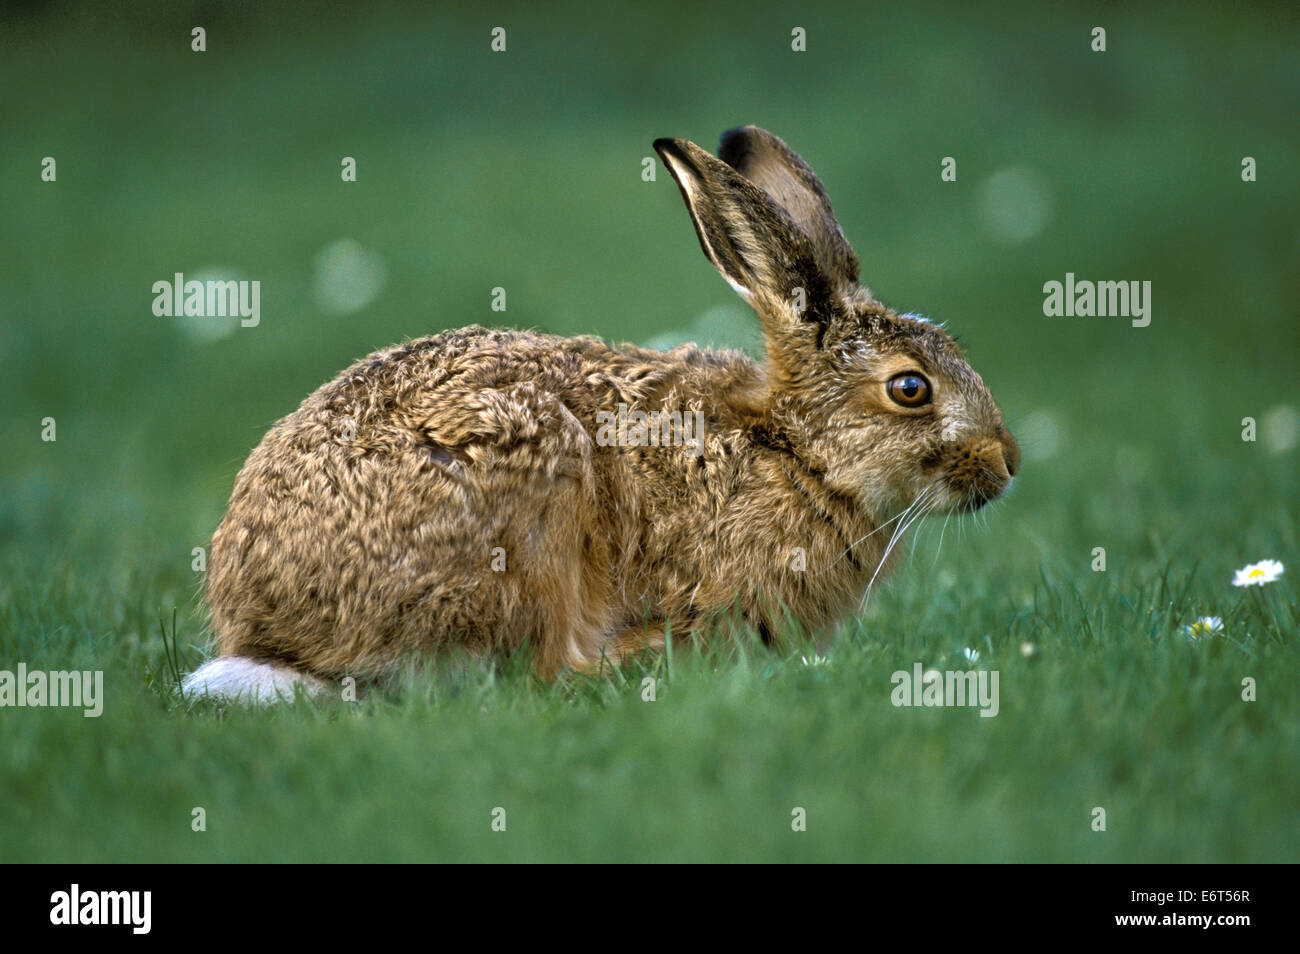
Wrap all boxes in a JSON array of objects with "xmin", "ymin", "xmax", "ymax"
[
  {"xmin": 1183, "ymin": 616, "xmax": 1224, "ymax": 642},
  {"xmin": 1232, "ymin": 560, "xmax": 1284, "ymax": 588}
]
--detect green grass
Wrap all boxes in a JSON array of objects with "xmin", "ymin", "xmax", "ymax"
[{"xmin": 1, "ymin": 0, "xmax": 1297, "ymax": 862}]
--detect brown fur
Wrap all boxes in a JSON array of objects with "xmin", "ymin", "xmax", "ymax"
[{"xmin": 203, "ymin": 126, "xmax": 1019, "ymax": 682}]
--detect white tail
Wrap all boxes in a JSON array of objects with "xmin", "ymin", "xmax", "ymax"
[{"xmin": 182, "ymin": 657, "xmax": 328, "ymax": 704}]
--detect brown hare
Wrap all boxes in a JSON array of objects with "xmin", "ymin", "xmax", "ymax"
[{"xmin": 183, "ymin": 125, "xmax": 1018, "ymax": 703}]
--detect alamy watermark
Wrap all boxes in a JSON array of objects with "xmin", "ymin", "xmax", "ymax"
[
  {"xmin": 152, "ymin": 272, "xmax": 260, "ymax": 327},
  {"xmin": 0, "ymin": 664, "xmax": 103, "ymax": 717},
  {"xmin": 595, "ymin": 403, "xmax": 704, "ymax": 458},
  {"xmin": 891, "ymin": 662, "xmax": 999, "ymax": 717},
  {"xmin": 1042, "ymin": 272, "xmax": 1150, "ymax": 327}
]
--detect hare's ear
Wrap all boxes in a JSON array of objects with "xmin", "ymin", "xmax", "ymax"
[
  {"xmin": 655, "ymin": 136, "xmax": 848, "ymax": 347},
  {"xmin": 717, "ymin": 126, "xmax": 860, "ymax": 290}
]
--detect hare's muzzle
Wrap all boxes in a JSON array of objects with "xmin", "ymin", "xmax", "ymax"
[{"xmin": 951, "ymin": 427, "xmax": 1019, "ymax": 512}]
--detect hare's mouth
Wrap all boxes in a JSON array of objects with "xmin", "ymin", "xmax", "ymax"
[{"xmin": 943, "ymin": 472, "xmax": 1012, "ymax": 514}]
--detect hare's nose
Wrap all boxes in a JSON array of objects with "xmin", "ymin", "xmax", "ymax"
[{"xmin": 999, "ymin": 427, "xmax": 1020, "ymax": 478}]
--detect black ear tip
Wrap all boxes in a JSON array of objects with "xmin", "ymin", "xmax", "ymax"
[
  {"xmin": 718, "ymin": 125, "xmax": 764, "ymax": 169},
  {"xmin": 718, "ymin": 124, "xmax": 751, "ymax": 147}
]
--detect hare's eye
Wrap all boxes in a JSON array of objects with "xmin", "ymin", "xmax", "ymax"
[{"xmin": 888, "ymin": 373, "xmax": 931, "ymax": 408}]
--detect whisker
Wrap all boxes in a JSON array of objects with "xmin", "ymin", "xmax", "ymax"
[
  {"xmin": 932, "ymin": 505, "xmax": 954, "ymax": 568},
  {"xmin": 857, "ymin": 482, "xmax": 943, "ymax": 613},
  {"xmin": 827, "ymin": 505, "xmax": 912, "ymax": 570}
]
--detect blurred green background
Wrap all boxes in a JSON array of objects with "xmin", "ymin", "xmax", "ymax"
[{"xmin": 1, "ymin": 0, "xmax": 1297, "ymax": 862}]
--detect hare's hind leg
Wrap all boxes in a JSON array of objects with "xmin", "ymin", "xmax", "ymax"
[
  {"xmin": 204, "ymin": 377, "xmax": 618, "ymax": 687},
  {"xmin": 418, "ymin": 381, "xmax": 618, "ymax": 677}
]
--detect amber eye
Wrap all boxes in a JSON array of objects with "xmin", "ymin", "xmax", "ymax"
[{"xmin": 888, "ymin": 373, "xmax": 931, "ymax": 407}]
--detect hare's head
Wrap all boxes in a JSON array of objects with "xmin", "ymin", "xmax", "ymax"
[{"xmin": 655, "ymin": 126, "xmax": 1019, "ymax": 520}]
